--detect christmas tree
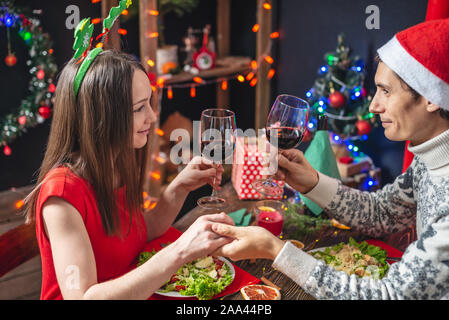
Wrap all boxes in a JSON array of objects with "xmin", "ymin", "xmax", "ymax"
[{"xmin": 305, "ymin": 33, "xmax": 378, "ymax": 144}]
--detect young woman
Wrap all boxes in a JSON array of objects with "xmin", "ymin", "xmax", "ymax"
[
  {"xmin": 212, "ymin": 19, "xmax": 449, "ymax": 299},
  {"xmin": 25, "ymin": 50, "xmax": 234, "ymax": 300}
]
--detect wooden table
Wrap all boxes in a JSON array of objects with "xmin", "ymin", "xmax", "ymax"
[{"xmin": 173, "ymin": 182, "xmax": 369, "ymax": 300}]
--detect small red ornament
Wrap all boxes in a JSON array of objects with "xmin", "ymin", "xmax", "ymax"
[
  {"xmin": 39, "ymin": 105, "xmax": 52, "ymax": 119},
  {"xmin": 356, "ymin": 119, "xmax": 371, "ymax": 136},
  {"xmin": 37, "ymin": 69, "xmax": 45, "ymax": 80},
  {"xmin": 49, "ymin": 83, "xmax": 56, "ymax": 93},
  {"xmin": 5, "ymin": 54, "xmax": 17, "ymax": 67},
  {"xmin": 3, "ymin": 145, "xmax": 12, "ymax": 156},
  {"xmin": 18, "ymin": 116, "xmax": 27, "ymax": 126},
  {"xmin": 328, "ymin": 92, "xmax": 346, "ymax": 108}
]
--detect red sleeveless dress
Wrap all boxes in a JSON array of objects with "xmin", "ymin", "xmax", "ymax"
[{"xmin": 35, "ymin": 166, "xmax": 147, "ymax": 299}]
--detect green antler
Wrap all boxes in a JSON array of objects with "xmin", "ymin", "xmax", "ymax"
[
  {"xmin": 73, "ymin": 18, "xmax": 94, "ymax": 61},
  {"xmin": 103, "ymin": 0, "xmax": 132, "ymax": 31}
]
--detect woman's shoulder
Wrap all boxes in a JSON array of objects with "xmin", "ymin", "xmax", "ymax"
[{"xmin": 37, "ymin": 166, "xmax": 94, "ymax": 216}]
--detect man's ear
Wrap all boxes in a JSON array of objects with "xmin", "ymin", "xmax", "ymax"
[{"xmin": 426, "ymin": 100, "xmax": 440, "ymax": 113}]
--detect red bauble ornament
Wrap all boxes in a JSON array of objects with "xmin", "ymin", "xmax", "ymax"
[
  {"xmin": 37, "ymin": 69, "xmax": 45, "ymax": 80},
  {"xmin": 5, "ymin": 54, "xmax": 17, "ymax": 67},
  {"xmin": 49, "ymin": 83, "xmax": 56, "ymax": 93},
  {"xmin": 39, "ymin": 105, "xmax": 52, "ymax": 119},
  {"xmin": 18, "ymin": 116, "xmax": 27, "ymax": 126},
  {"xmin": 328, "ymin": 92, "xmax": 346, "ymax": 108},
  {"xmin": 356, "ymin": 119, "xmax": 371, "ymax": 136},
  {"xmin": 3, "ymin": 145, "xmax": 12, "ymax": 156}
]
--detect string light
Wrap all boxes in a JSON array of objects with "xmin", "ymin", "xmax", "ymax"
[
  {"xmin": 155, "ymin": 128, "xmax": 164, "ymax": 136},
  {"xmin": 252, "ymin": 24, "xmax": 260, "ymax": 33},
  {"xmin": 150, "ymin": 171, "xmax": 161, "ymax": 180},
  {"xmin": 147, "ymin": 32, "xmax": 159, "ymax": 38},
  {"xmin": 148, "ymin": 10, "xmax": 159, "ymax": 16},
  {"xmin": 267, "ymin": 68, "xmax": 276, "ymax": 79},
  {"xmin": 221, "ymin": 80, "xmax": 228, "ymax": 91},
  {"xmin": 193, "ymin": 76, "xmax": 204, "ymax": 84},
  {"xmin": 263, "ymin": 2, "xmax": 272, "ymax": 10},
  {"xmin": 167, "ymin": 87, "xmax": 173, "ymax": 99},
  {"xmin": 147, "ymin": 59, "xmax": 155, "ymax": 67},
  {"xmin": 251, "ymin": 60, "xmax": 258, "ymax": 70},
  {"xmin": 122, "ymin": 9, "xmax": 129, "ymax": 16},
  {"xmin": 118, "ymin": 28, "xmax": 127, "ymax": 35},
  {"xmin": 270, "ymin": 31, "xmax": 279, "ymax": 39},
  {"xmin": 92, "ymin": 18, "xmax": 101, "ymax": 24},
  {"xmin": 250, "ymin": 77, "xmax": 258, "ymax": 87},
  {"xmin": 264, "ymin": 55, "xmax": 274, "ymax": 64},
  {"xmin": 246, "ymin": 72, "xmax": 255, "ymax": 81},
  {"xmin": 15, "ymin": 199, "xmax": 24, "ymax": 209},
  {"xmin": 237, "ymin": 75, "xmax": 245, "ymax": 82},
  {"xmin": 190, "ymin": 86, "xmax": 196, "ymax": 98}
]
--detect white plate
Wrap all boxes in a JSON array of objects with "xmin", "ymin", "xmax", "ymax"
[{"xmin": 155, "ymin": 257, "xmax": 235, "ymax": 298}]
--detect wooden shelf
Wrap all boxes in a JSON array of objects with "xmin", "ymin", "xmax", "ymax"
[{"xmin": 163, "ymin": 56, "xmax": 252, "ymax": 85}]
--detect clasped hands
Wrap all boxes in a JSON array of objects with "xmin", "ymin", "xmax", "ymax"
[{"xmin": 178, "ymin": 149, "xmax": 319, "ymax": 263}]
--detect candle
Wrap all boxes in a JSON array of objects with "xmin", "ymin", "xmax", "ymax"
[{"xmin": 256, "ymin": 207, "xmax": 284, "ymax": 236}]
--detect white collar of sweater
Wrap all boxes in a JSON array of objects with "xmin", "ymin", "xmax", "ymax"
[{"xmin": 408, "ymin": 129, "xmax": 449, "ymax": 175}]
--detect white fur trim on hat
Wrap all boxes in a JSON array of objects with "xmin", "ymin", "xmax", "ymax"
[{"xmin": 377, "ymin": 36, "xmax": 449, "ymax": 111}]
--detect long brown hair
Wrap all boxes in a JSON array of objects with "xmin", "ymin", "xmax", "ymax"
[{"xmin": 25, "ymin": 50, "xmax": 149, "ymax": 237}]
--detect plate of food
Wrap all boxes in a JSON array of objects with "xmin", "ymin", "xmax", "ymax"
[
  {"xmin": 309, "ymin": 237, "xmax": 390, "ymax": 280},
  {"xmin": 138, "ymin": 251, "xmax": 235, "ymax": 300}
]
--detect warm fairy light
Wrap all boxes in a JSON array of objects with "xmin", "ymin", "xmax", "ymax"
[
  {"xmin": 150, "ymin": 172, "xmax": 161, "ymax": 180},
  {"xmin": 92, "ymin": 18, "xmax": 101, "ymax": 24},
  {"xmin": 147, "ymin": 59, "xmax": 155, "ymax": 67},
  {"xmin": 251, "ymin": 60, "xmax": 258, "ymax": 70},
  {"xmin": 15, "ymin": 199, "xmax": 24, "ymax": 209},
  {"xmin": 267, "ymin": 68, "xmax": 276, "ymax": 79},
  {"xmin": 155, "ymin": 128, "xmax": 164, "ymax": 136},
  {"xmin": 49, "ymin": 49, "xmax": 54, "ymax": 55},
  {"xmin": 190, "ymin": 86, "xmax": 196, "ymax": 98},
  {"xmin": 167, "ymin": 87, "xmax": 173, "ymax": 99},
  {"xmin": 148, "ymin": 10, "xmax": 159, "ymax": 16},
  {"xmin": 155, "ymin": 156, "xmax": 166, "ymax": 164},
  {"xmin": 147, "ymin": 32, "xmax": 159, "ymax": 38},
  {"xmin": 142, "ymin": 191, "xmax": 148, "ymax": 199},
  {"xmin": 151, "ymin": 85, "xmax": 157, "ymax": 92},
  {"xmin": 122, "ymin": 9, "xmax": 128, "ymax": 15},
  {"xmin": 252, "ymin": 24, "xmax": 260, "ymax": 33},
  {"xmin": 143, "ymin": 199, "xmax": 151, "ymax": 209},
  {"xmin": 246, "ymin": 72, "xmax": 255, "ymax": 81},
  {"xmin": 193, "ymin": 76, "xmax": 204, "ymax": 84},
  {"xmin": 149, "ymin": 202, "xmax": 157, "ymax": 210},
  {"xmin": 270, "ymin": 31, "xmax": 280, "ymax": 39},
  {"xmin": 250, "ymin": 77, "xmax": 258, "ymax": 87},
  {"xmin": 263, "ymin": 2, "xmax": 272, "ymax": 10},
  {"xmin": 91, "ymin": 0, "xmax": 101, "ymax": 3},
  {"xmin": 221, "ymin": 80, "xmax": 228, "ymax": 91},
  {"xmin": 118, "ymin": 28, "xmax": 127, "ymax": 35},
  {"xmin": 96, "ymin": 42, "xmax": 104, "ymax": 48},
  {"xmin": 156, "ymin": 77, "xmax": 165, "ymax": 88},
  {"xmin": 264, "ymin": 55, "xmax": 274, "ymax": 64},
  {"xmin": 237, "ymin": 75, "xmax": 245, "ymax": 82}
]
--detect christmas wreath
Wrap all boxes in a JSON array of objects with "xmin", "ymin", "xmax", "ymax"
[{"xmin": 0, "ymin": 2, "xmax": 57, "ymax": 156}]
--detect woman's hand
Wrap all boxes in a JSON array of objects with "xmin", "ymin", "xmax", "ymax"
[
  {"xmin": 171, "ymin": 156, "xmax": 224, "ymax": 193},
  {"xmin": 273, "ymin": 149, "xmax": 319, "ymax": 194},
  {"xmin": 171, "ymin": 212, "xmax": 235, "ymax": 265},
  {"xmin": 210, "ymin": 224, "xmax": 285, "ymax": 261}
]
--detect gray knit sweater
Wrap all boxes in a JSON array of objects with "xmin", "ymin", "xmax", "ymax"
[{"xmin": 273, "ymin": 129, "xmax": 449, "ymax": 299}]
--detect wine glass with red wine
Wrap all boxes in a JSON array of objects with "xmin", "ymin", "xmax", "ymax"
[
  {"xmin": 197, "ymin": 108, "xmax": 236, "ymax": 209},
  {"xmin": 252, "ymin": 95, "xmax": 309, "ymax": 197}
]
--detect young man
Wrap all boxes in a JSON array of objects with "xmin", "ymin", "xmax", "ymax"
[{"xmin": 212, "ymin": 19, "xmax": 449, "ymax": 299}]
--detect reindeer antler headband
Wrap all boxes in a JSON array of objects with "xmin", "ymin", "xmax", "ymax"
[{"xmin": 73, "ymin": 0, "xmax": 132, "ymax": 97}]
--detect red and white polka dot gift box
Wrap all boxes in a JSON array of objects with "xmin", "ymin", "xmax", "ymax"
[{"xmin": 231, "ymin": 136, "xmax": 285, "ymax": 200}]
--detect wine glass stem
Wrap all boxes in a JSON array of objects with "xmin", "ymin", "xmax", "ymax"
[{"xmin": 211, "ymin": 176, "xmax": 217, "ymax": 197}]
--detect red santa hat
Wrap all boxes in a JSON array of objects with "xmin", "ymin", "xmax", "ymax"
[{"xmin": 377, "ymin": 18, "xmax": 449, "ymax": 111}]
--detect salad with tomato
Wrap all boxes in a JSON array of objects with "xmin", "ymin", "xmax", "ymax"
[{"xmin": 138, "ymin": 251, "xmax": 233, "ymax": 300}]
